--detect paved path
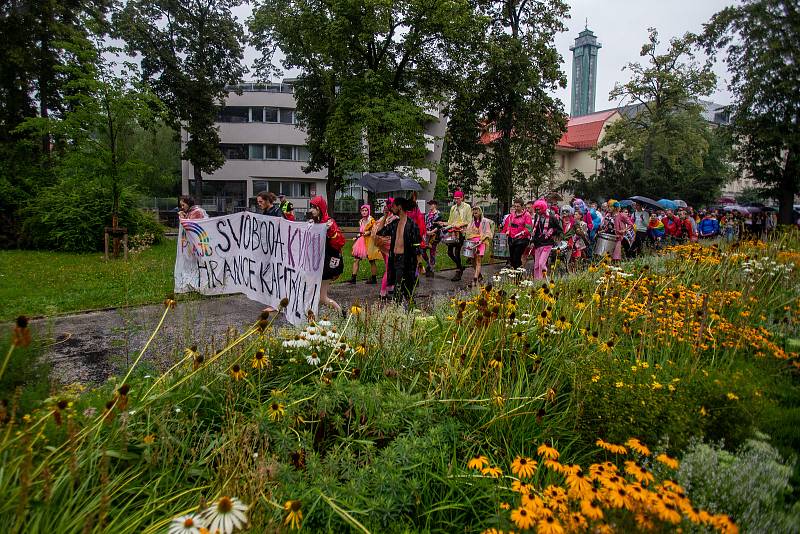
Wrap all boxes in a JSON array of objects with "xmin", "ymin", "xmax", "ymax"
[{"xmin": 35, "ymin": 263, "xmax": 508, "ymax": 385}]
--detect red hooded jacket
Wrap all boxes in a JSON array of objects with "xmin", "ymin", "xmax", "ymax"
[{"xmin": 309, "ymin": 196, "xmax": 346, "ymax": 251}]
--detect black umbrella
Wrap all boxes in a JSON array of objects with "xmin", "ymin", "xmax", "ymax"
[
  {"xmin": 627, "ymin": 196, "xmax": 663, "ymax": 211},
  {"xmin": 357, "ymin": 171, "xmax": 423, "ymax": 193}
]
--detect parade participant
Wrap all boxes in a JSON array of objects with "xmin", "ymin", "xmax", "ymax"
[
  {"xmin": 677, "ymin": 209, "xmax": 697, "ymax": 242},
  {"xmin": 349, "ymin": 205, "xmax": 380, "ymax": 285},
  {"xmin": 377, "ymin": 197, "xmax": 423, "ymax": 303},
  {"xmin": 439, "ymin": 190, "xmax": 471, "ymax": 281},
  {"xmin": 464, "ymin": 206, "xmax": 494, "ymax": 286},
  {"xmin": 422, "ymin": 200, "xmax": 443, "ymax": 277},
  {"xmin": 178, "ymin": 195, "xmax": 208, "ymax": 220},
  {"xmin": 406, "ymin": 191, "xmax": 428, "ymax": 275},
  {"xmin": 647, "ymin": 213, "xmax": 666, "ymax": 248},
  {"xmin": 663, "ymin": 210, "xmax": 682, "ymax": 243},
  {"xmin": 373, "ymin": 200, "xmax": 398, "ymax": 299},
  {"xmin": 611, "ymin": 201, "xmax": 634, "ymax": 262},
  {"xmin": 284, "ymin": 202, "xmax": 296, "ymax": 221},
  {"xmin": 530, "ymin": 199, "xmax": 562, "ymax": 279},
  {"xmin": 698, "ymin": 212, "xmax": 720, "ymax": 238},
  {"xmin": 502, "ymin": 198, "xmax": 532, "ymax": 268},
  {"xmin": 256, "ymin": 191, "xmax": 283, "ymax": 217},
  {"xmin": 308, "ymin": 196, "xmax": 345, "ymax": 317},
  {"xmin": 572, "ymin": 198, "xmax": 595, "ymax": 236},
  {"xmin": 630, "ymin": 202, "xmax": 650, "ymax": 256}
]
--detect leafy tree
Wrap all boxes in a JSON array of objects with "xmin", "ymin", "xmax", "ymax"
[
  {"xmin": 699, "ymin": 0, "xmax": 800, "ymax": 224},
  {"xmin": 249, "ymin": 0, "xmax": 485, "ymax": 212},
  {"xmin": 114, "ymin": 0, "xmax": 246, "ymax": 202},
  {"xmin": 597, "ymin": 28, "xmax": 732, "ymax": 205},
  {"xmin": 446, "ymin": 0, "xmax": 569, "ymax": 213},
  {"xmin": 0, "ymin": 0, "xmax": 109, "ymax": 246}
]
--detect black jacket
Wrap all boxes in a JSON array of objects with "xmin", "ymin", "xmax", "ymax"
[{"xmin": 378, "ymin": 216, "xmax": 422, "ymax": 278}]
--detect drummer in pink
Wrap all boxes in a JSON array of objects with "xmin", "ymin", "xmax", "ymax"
[
  {"xmin": 611, "ymin": 201, "xmax": 634, "ymax": 262},
  {"xmin": 530, "ymin": 199, "xmax": 562, "ymax": 279}
]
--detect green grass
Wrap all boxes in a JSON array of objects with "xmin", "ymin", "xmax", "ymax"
[{"xmin": 0, "ymin": 239, "xmax": 473, "ymax": 320}]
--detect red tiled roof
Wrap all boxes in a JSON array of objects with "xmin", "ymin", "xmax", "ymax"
[
  {"xmin": 479, "ymin": 109, "xmax": 617, "ymax": 150},
  {"xmin": 557, "ymin": 110, "xmax": 617, "ymax": 150}
]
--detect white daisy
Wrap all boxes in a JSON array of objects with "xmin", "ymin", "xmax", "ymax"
[
  {"xmin": 200, "ymin": 496, "xmax": 249, "ymax": 534},
  {"xmin": 168, "ymin": 514, "xmax": 205, "ymax": 534},
  {"xmin": 306, "ymin": 354, "xmax": 321, "ymax": 366}
]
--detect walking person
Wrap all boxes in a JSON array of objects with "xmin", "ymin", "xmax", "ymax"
[
  {"xmin": 611, "ymin": 202, "xmax": 634, "ymax": 263},
  {"xmin": 502, "ymin": 198, "xmax": 532, "ymax": 269},
  {"xmin": 349, "ymin": 205, "xmax": 380, "ymax": 285},
  {"xmin": 421, "ymin": 200, "xmax": 443, "ymax": 277},
  {"xmin": 308, "ymin": 196, "xmax": 345, "ymax": 317},
  {"xmin": 439, "ymin": 190, "xmax": 472, "ymax": 281},
  {"xmin": 629, "ymin": 202, "xmax": 650, "ymax": 256},
  {"xmin": 464, "ymin": 206, "xmax": 494, "ymax": 286},
  {"xmin": 530, "ymin": 199, "xmax": 562, "ymax": 279},
  {"xmin": 377, "ymin": 198, "xmax": 423, "ymax": 304},
  {"xmin": 373, "ymin": 200, "xmax": 398, "ymax": 299}
]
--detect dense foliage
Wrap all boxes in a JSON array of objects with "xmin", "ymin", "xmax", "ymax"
[{"xmin": 1, "ymin": 234, "xmax": 798, "ymax": 532}]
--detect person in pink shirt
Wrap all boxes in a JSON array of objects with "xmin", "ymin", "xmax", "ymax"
[
  {"xmin": 611, "ymin": 201, "xmax": 634, "ymax": 262},
  {"xmin": 502, "ymin": 198, "xmax": 532, "ymax": 268}
]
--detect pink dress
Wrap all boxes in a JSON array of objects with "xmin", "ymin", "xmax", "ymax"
[{"xmin": 613, "ymin": 212, "xmax": 633, "ymax": 260}]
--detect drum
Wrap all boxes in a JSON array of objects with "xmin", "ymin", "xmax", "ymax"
[
  {"xmin": 461, "ymin": 241, "xmax": 477, "ymax": 258},
  {"xmin": 441, "ymin": 231, "xmax": 461, "ymax": 245},
  {"xmin": 492, "ymin": 233, "xmax": 509, "ymax": 258},
  {"xmin": 594, "ymin": 232, "xmax": 618, "ymax": 257}
]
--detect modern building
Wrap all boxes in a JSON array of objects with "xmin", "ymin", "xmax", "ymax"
[
  {"xmin": 180, "ymin": 81, "xmax": 447, "ymax": 216},
  {"xmin": 570, "ymin": 26, "xmax": 602, "ymax": 117}
]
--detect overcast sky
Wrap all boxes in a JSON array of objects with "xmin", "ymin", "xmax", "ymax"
[{"xmin": 233, "ymin": 0, "xmax": 735, "ymax": 110}]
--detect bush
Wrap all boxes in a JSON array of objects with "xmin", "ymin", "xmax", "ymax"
[
  {"xmin": 20, "ymin": 177, "xmax": 164, "ymax": 252},
  {"xmin": 677, "ymin": 436, "xmax": 800, "ymax": 533}
]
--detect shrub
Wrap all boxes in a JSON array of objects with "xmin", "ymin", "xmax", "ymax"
[
  {"xmin": 677, "ymin": 436, "xmax": 800, "ymax": 533},
  {"xmin": 20, "ymin": 177, "xmax": 164, "ymax": 252}
]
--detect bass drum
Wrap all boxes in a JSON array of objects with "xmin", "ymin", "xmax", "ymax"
[
  {"xmin": 441, "ymin": 231, "xmax": 461, "ymax": 245},
  {"xmin": 593, "ymin": 232, "xmax": 618, "ymax": 257},
  {"xmin": 492, "ymin": 233, "xmax": 509, "ymax": 258}
]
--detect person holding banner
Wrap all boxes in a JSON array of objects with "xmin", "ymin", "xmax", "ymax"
[
  {"xmin": 178, "ymin": 196, "xmax": 208, "ymax": 220},
  {"xmin": 257, "ymin": 191, "xmax": 283, "ymax": 218},
  {"xmin": 308, "ymin": 196, "xmax": 346, "ymax": 317},
  {"xmin": 378, "ymin": 197, "xmax": 422, "ymax": 304}
]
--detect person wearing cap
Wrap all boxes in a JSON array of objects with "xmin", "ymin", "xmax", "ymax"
[
  {"xmin": 283, "ymin": 202, "xmax": 296, "ymax": 221},
  {"xmin": 439, "ymin": 190, "xmax": 472, "ymax": 281}
]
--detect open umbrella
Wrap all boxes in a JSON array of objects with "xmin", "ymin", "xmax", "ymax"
[
  {"xmin": 618, "ymin": 199, "xmax": 634, "ymax": 207},
  {"xmin": 627, "ymin": 196, "xmax": 663, "ymax": 211},
  {"xmin": 673, "ymin": 199, "xmax": 688, "ymax": 208},
  {"xmin": 357, "ymin": 171, "xmax": 422, "ymax": 193},
  {"xmin": 723, "ymin": 205, "xmax": 750, "ymax": 215},
  {"xmin": 657, "ymin": 199, "xmax": 678, "ymax": 210}
]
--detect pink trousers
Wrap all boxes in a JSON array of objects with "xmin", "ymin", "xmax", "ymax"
[{"xmin": 533, "ymin": 246, "xmax": 552, "ymax": 279}]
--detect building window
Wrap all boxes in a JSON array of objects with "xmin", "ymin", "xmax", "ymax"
[
  {"xmin": 264, "ymin": 107, "xmax": 278, "ymax": 122},
  {"xmin": 264, "ymin": 145, "xmax": 278, "ymax": 159},
  {"xmin": 560, "ymin": 155, "xmax": 566, "ymax": 170},
  {"xmin": 217, "ymin": 107, "xmax": 250, "ymax": 123},
  {"xmin": 248, "ymin": 144, "xmax": 264, "ymax": 160},
  {"xmin": 279, "ymin": 109, "xmax": 295, "ymax": 124},
  {"xmin": 296, "ymin": 146, "xmax": 310, "ymax": 162},
  {"xmin": 279, "ymin": 145, "xmax": 294, "ymax": 160},
  {"xmin": 253, "ymin": 180, "xmax": 312, "ymax": 198},
  {"xmin": 220, "ymin": 143, "xmax": 248, "ymax": 159},
  {"xmin": 250, "ymin": 107, "xmax": 264, "ymax": 122}
]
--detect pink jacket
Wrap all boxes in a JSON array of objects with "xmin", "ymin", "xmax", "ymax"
[{"xmin": 502, "ymin": 211, "xmax": 532, "ymax": 239}]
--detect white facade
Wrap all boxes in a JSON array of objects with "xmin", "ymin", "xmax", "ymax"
[
  {"xmin": 181, "ymin": 82, "xmax": 327, "ymax": 214},
  {"xmin": 181, "ymin": 82, "xmax": 447, "ymax": 214}
]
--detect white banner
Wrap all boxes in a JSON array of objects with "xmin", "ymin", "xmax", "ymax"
[{"xmin": 174, "ymin": 212, "xmax": 327, "ymax": 325}]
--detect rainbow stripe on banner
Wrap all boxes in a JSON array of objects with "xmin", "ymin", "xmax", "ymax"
[{"xmin": 180, "ymin": 219, "xmax": 213, "ymax": 257}]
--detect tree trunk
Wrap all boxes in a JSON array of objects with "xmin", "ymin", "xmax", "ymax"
[
  {"xmin": 193, "ymin": 165, "xmax": 203, "ymax": 204},
  {"xmin": 325, "ymin": 156, "xmax": 338, "ymax": 218},
  {"xmin": 778, "ymin": 148, "xmax": 797, "ymax": 225}
]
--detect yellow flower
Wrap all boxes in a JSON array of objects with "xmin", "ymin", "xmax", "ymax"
[
  {"xmin": 350, "ymin": 304, "xmax": 363, "ymax": 316},
  {"xmin": 599, "ymin": 340, "xmax": 615, "ymax": 353},
  {"xmin": 591, "ymin": 374, "xmax": 600, "ymax": 383},
  {"xmin": 283, "ymin": 500, "xmax": 302, "ymax": 530},
  {"xmin": 230, "ymin": 364, "xmax": 247, "ymax": 381},
  {"xmin": 596, "ymin": 439, "xmax": 627, "ymax": 455},
  {"xmin": 700, "ymin": 406, "xmax": 708, "ymax": 416},
  {"xmin": 537, "ymin": 443, "xmax": 560, "ymax": 460},
  {"xmin": 251, "ymin": 349, "xmax": 269, "ymax": 369},
  {"xmin": 467, "ymin": 455, "xmax": 490, "ymax": 470},
  {"xmin": 566, "ymin": 469, "xmax": 594, "ymax": 500},
  {"xmin": 727, "ymin": 392, "xmax": 739, "ymax": 401},
  {"xmin": 355, "ymin": 344, "xmax": 366, "ymax": 355},
  {"xmin": 142, "ymin": 434, "xmax": 156, "ymax": 445},
  {"xmin": 511, "ymin": 506, "xmax": 536, "ymax": 530},
  {"xmin": 511, "ymin": 480, "xmax": 532, "ymax": 494},
  {"xmin": 511, "ymin": 456, "xmax": 537, "ymax": 478},
  {"xmin": 580, "ymin": 499, "xmax": 603, "ymax": 521},
  {"xmin": 499, "ymin": 502, "xmax": 511, "ymax": 510},
  {"xmin": 655, "ymin": 453, "xmax": 679, "ymax": 470},
  {"xmin": 488, "ymin": 355, "xmax": 503, "ymax": 369},
  {"xmin": 652, "ymin": 381, "xmax": 663, "ymax": 390},
  {"xmin": 625, "ymin": 438, "xmax": 651, "ymax": 456},
  {"xmin": 481, "ymin": 466, "xmax": 503, "ymax": 478},
  {"xmin": 615, "ymin": 381, "xmax": 624, "ymax": 388},
  {"xmin": 537, "ymin": 515, "xmax": 565, "ymax": 534},
  {"xmin": 268, "ymin": 402, "xmax": 285, "ymax": 421}
]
